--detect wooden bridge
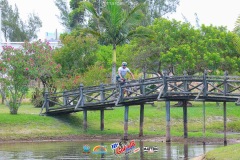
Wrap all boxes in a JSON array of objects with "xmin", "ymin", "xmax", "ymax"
[{"xmin": 40, "ymin": 71, "xmax": 240, "ymax": 144}]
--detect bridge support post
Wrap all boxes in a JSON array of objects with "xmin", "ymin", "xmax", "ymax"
[
  {"xmin": 183, "ymin": 100, "xmax": 188, "ymax": 138},
  {"xmin": 45, "ymin": 90, "xmax": 49, "ymax": 113},
  {"xmin": 139, "ymin": 104, "xmax": 144, "ymax": 137},
  {"xmin": 124, "ymin": 105, "xmax": 129, "ymax": 140},
  {"xmin": 83, "ymin": 109, "xmax": 87, "ymax": 132},
  {"xmin": 166, "ymin": 101, "xmax": 171, "ymax": 142},
  {"xmin": 100, "ymin": 109, "xmax": 104, "ymax": 131},
  {"xmin": 203, "ymin": 101, "xmax": 206, "ymax": 145},
  {"xmin": 63, "ymin": 90, "xmax": 68, "ymax": 106},
  {"xmin": 223, "ymin": 101, "xmax": 227, "ymax": 145}
]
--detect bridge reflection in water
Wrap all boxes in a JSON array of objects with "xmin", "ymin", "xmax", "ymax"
[{"xmin": 41, "ymin": 71, "xmax": 240, "ymax": 144}]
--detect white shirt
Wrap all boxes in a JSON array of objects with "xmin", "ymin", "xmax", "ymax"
[{"xmin": 118, "ymin": 67, "xmax": 131, "ymax": 77}]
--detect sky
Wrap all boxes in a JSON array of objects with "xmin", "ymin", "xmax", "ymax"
[
  {"xmin": 7, "ymin": 0, "xmax": 66, "ymax": 41},
  {"xmin": 6, "ymin": 0, "xmax": 240, "ymax": 41},
  {"xmin": 168, "ymin": 0, "xmax": 240, "ymax": 31}
]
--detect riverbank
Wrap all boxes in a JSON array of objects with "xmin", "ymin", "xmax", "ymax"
[
  {"xmin": 1, "ymin": 102, "xmax": 240, "ymax": 144},
  {"xmin": 1, "ymin": 134, "xmax": 239, "ymax": 145}
]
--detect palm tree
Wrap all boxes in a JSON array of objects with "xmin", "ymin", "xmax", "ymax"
[{"xmin": 79, "ymin": 0, "xmax": 145, "ymax": 83}]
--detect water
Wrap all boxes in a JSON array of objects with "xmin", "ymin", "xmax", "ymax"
[{"xmin": 0, "ymin": 140, "xmax": 221, "ymax": 160}]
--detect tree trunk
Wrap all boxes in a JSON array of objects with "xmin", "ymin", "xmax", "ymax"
[
  {"xmin": 9, "ymin": 101, "xmax": 19, "ymax": 114},
  {"xmin": 0, "ymin": 87, "xmax": 5, "ymax": 104},
  {"xmin": 1, "ymin": 97, "xmax": 4, "ymax": 104},
  {"xmin": 10, "ymin": 107, "xmax": 18, "ymax": 114},
  {"xmin": 111, "ymin": 44, "xmax": 117, "ymax": 84}
]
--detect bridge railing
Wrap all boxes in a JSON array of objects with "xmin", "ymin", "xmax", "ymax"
[
  {"xmin": 115, "ymin": 77, "xmax": 164, "ymax": 105},
  {"xmin": 204, "ymin": 74, "xmax": 240, "ymax": 98},
  {"xmin": 74, "ymin": 83, "xmax": 118, "ymax": 110},
  {"xmin": 40, "ymin": 88, "xmax": 80, "ymax": 114},
  {"xmin": 41, "ymin": 71, "xmax": 240, "ymax": 114}
]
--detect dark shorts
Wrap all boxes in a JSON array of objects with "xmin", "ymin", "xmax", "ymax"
[{"xmin": 116, "ymin": 75, "xmax": 125, "ymax": 85}]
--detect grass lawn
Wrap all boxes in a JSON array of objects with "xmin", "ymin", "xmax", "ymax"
[
  {"xmin": 1, "ymin": 101, "xmax": 240, "ymax": 142},
  {"xmin": 205, "ymin": 143, "xmax": 240, "ymax": 160}
]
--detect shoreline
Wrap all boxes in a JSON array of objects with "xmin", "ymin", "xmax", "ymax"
[{"xmin": 1, "ymin": 135, "xmax": 239, "ymax": 144}]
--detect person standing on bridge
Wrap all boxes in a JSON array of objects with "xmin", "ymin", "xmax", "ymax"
[{"xmin": 116, "ymin": 62, "xmax": 135, "ymax": 84}]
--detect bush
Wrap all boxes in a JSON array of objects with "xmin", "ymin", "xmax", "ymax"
[{"xmin": 31, "ymin": 87, "xmax": 44, "ymax": 108}]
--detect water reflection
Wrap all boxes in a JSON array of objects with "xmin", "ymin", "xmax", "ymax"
[
  {"xmin": 0, "ymin": 140, "xmax": 221, "ymax": 160},
  {"xmin": 166, "ymin": 142, "xmax": 171, "ymax": 159}
]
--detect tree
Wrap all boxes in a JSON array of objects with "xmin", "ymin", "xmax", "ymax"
[
  {"xmin": 68, "ymin": 0, "xmax": 86, "ymax": 28},
  {"xmin": 0, "ymin": 40, "xmax": 61, "ymax": 114},
  {"xmin": 80, "ymin": 0, "xmax": 145, "ymax": 83},
  {"xmin": 234, "ymin": 15, "xmax": 240, "ymax": 36},
  {"xmin": 25, "ymin": 13, "xmax": 42, "ymax": 41},
  {"xmin": 0, "ymin": 0, "xmax": 42, "ymax": 41},
  {"xmin": 121, "ymin": 0, "xmax": 180, "ymax": 25},
  {"xmin": 0, "ymin": 46, "xmax": 32, "ymax": 114},
  {"xmin": 53, "ymin": 30, "xmax": 98, "ymax": 76},
  {"xmin": 127, "ymin": 18, "xmax": 240, "ymax": 76},
  {"xmin": 54, "ymin": 0, "xmax": 71, "ymax": 31},
  {"xmin": 67, "ymin": 0, "xmax": 180, "ymax": 29},
  {"xmin": 68, "ymin": 0, "xmax": 105, "ymax": 29}
]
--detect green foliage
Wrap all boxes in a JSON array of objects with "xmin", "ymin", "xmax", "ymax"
[
  {"xmin": 57, "ymin": 74, "xmax": 82, "ymax": 90},
  {"xmin": 81, "ymin": 63, "xmax": 110, "ymax": 86},
  {"xmin": 128, "ymin": 18, "xmax": 240, "ymax": 75},
  {"xmin": 57, "ymin": 63, "xmax": 109, "ymax": 90},
  {"xmin": 0, "ymin": 0, "xmax": 42, "ymax": 41},
  {"xmin": 68, "ymin": 0, "xmax": 179, "ymax": 28},
  {"xmin": 234, "ymin": 15, "xmax": 240, "ymax": 36},
  {"xmin": 0, "ymin": 46, "xmax": 32, "ymax": 114},
  {"xmin": 53, "ymin": 32, "xmax": 98, "ymax": 76},
  {"xmin": 95, "ymin": 45, "xmax": 112, "ymax": 72},
  {"xmin": 31, "ymin": 87, "xmax": 43, "ymax": 108},
  {"xmin": 0, "ymin": 41, "xmax": 61, "ymax": 114},
  {"xmin": 79, "ymin": 0, "xmax": 145, "ymax": 83},
  {"xmin": 54, "ymin": 0, "xmax": 71, "ymax": 31}
]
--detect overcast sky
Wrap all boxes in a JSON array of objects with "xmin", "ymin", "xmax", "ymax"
[
  {"xmin": 6, "ymin": 0, "xmax": 240, "ymax": 41},
  {"xmin": 8, "ymin": 0, "xmax": 66, "ymax": 41},
  {"xmin": 169, "ymin": 0, "xmax": 240, "ymax": 31}
]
